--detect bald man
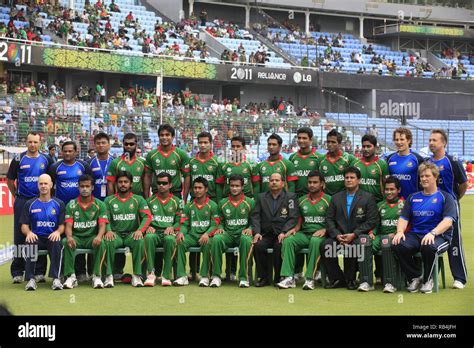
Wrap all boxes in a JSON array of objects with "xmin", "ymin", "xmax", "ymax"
[
  {"xmin": 250, "ymin": 173, "xmax": 299, "ymax": 287},
  {"xmin": 21, "ymin": 174, "xmax": 66, "ymax": 291}
]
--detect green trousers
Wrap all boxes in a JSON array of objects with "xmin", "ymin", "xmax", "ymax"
[
  {"xmin": 209, "ymin": 232, "xmax": 240, "ymax": 278},
  {"xmin": 280, "ymin": 232, "xmax": 325, "ymax": 279},
  {"xmin": 144, "ymin": 232, "xmax": 176, "ymax": 280},
  {"xmin": 238, "ymin": 234, "xmax": 253, "ymax": 281},
  {"xmin": 62, "ymin": 235, "xmax": 106, "ymax": 277},
  {"xmin": 104, "ymin": 233, "xmax": 145, "ymax": 276},
  {"xmin": 176, "ymin": 233, "xmax": 211, "ymax": 278}
]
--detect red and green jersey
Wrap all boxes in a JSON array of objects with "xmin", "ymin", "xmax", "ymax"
[
  {"xmin": 216, "ymin": 158, "xmax": 257, "ymax": 197},
  {"xmin": 179, "ymin": 197, "xmax": 220, "ymax": 236},
  {"xmin": 355, "ymin": 157, "xmax": 390, "ymax": 202},
  {"xmin": 376, "ymin": 198, "xmax": 405, "ymax": 235},
  {"xmin": 188, "ymin": 152, "xmax": 221, "ymax": 199},
  {"xmin": 65, "ymin": 197, "xmax": 109, "ymax": 238},
  {"xmin": 252, "ymin": 155, "xmax": 298, "ymax": 192},
  {"xmin": 104, "ymin": 192, "xmax": 151, "ymax": 237},
  {"xmin": 146, "ymin": 193, "xmax": 182, "ymax": 232},
  {"xmin": 145, "ymin": 145, "xmax": 190, "ymax": 194},
  {"xmin": 319, "ymin": 151, "xmax": 357, "ymax": 196},
  {"xmin": 298, "ymin": 192, "xmax": 331, "ymax": 234},
  {"xmin": 289, "ymin": 149, "xmax": 322, "ymax": 196},
  {"xmin": 106, "ymin": 154, "xmax": 146, "ymax": 195},
  {"xmin": 217, "ymin": 194, "xmax": 255, "ymax": 236}
]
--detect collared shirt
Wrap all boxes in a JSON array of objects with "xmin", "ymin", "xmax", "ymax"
[{"xmin": 270, "ymin": 191, "xmax": 284, "ymax": 214}]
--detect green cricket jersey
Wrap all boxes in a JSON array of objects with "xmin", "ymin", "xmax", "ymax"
[
  {"xmin": 180, "ymin": 197, "xmax": 220, "ymax": 235},
  {"xmin": 216, "ymin": 158, "xmax": 256, "ymax": 198},
  {"xmin": 104, "ymin": 192, "xmax": 151, "ymax": 237},
  {"xmin": 289, "ymin": 149, "xmax": 322, "ymax": 196},
  {"xmin": 217, "ymin": 194, "xmax": 255, "ymax": 236},
  {"xmin": 298, "ymin": 192, "xmax": 331, "ymax": 234},
  {"xmin": 64, "ymin": 197, "xmax": 109, "ymax": 238},
  {"xmin": 252, "ymin": 155, "xmax": 298, "ymax": 192},
  {"xmin": 188, "ymin": 152, "xmax": 220, "ymax": 199},
  {"xmin": 355, "ymin": 157, "xmax": 389, "ymax": 202},
  {"xmin": 106, "ymin": 154, "xmax": 146, "ymax": 195},
  {"xmin": 146, "ymin": 193, "xmax": 182, "ymax": 231},
  {"xmin": 319, "ymin": 151, "xmax": 357, "ymax": 196},
  {"xmin": 376, "ymin": 198, "xmax": 405, "ymax": 235},
  {"xmin": 145, "ymin": 145, "xmax": 190, "ymax": 194}
]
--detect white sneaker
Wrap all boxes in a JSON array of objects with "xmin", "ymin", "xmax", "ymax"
[
  {"xmin": 161, "ymin": 278, "xmax": 172, "ymax": 286},
  {"xmin": 407, "ymin": 277, "xmax": 422, "ymax": 293},
  {"xmin": 357, "ymin": 282, "xmax": 374, "ymax": 292},
  {"xmin": 104, "ymin": 275, "xmax": 114, "ymax": 288},
  {"xmin": 51, "ymin": 278, "xmax": 63, "ymax": 290},
  {"xmin": 144, "ymin": 272, "xmax": 156, "ymax": 287},
  {"xmin": 34, "ymin": 274, "xmax": 46, "ymax": 283},
  {"xmin": 315, "ymin": 271, "xmax": 322, "ymax": 282},
  {"xmin": 302, "ymin": 279, "xmax": 315, "ymax": 290},
  {"xmin": 25, "ymin": 279, "xmax": 37, "ymax": 291},
  {"xmin": 210, "ymin": 276, "xmax": 222, "ymax": 288},
  {"xmin": 131, "ymin": 275, "xmax": 144, "ymax": 287},
  {"xmin": 294, "ymin": 272, "xmax": 304, "ymax": 282},
  {"xmin": 239, "ymin": 280, "xmax": 249, "ymax": 288},
  {"xmin": 277, "ymin": 276, "xmax": 296, "ymax": 289},
  {"xmin": 13, "ymin": 275, "xmax": 24, "ymax": 284},
  {"xmin": 383, "ymin": 283, "xmax": 397, "ymax": 293},
  {"xmin": 199, "ymin": 277, "xmax": 210, "ymax": 287},
  {"xmin": 452, "ymin": 280, "xmax": 465, "ymax": 289},
  {"xmin": 92, "ymin": 276, "xmax": 104, "ymax": 289},
  {"xmin": 420, "ymin": 279, "xmax": 433, "ymax": 294},
  {"xmin": 63, "ymin": 275, "xmax": 78, "ymax": 289},
  {"xmin": 173, "ymin": 276, "xmax": 189, "ymax": 286}
]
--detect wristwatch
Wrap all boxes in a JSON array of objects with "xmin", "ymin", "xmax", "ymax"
[{"xmin": 430, "ymin": 231, "xmax": 437, "ymax": 237}]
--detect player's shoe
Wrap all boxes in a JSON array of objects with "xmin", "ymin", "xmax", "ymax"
[
  {"xmin": 406, "ymin": 277, "xmax": 422, "ymax": 293},
  {"xmin": 35, "ymin": 275, "xmax": 46, "ymax": 283},
  {"xmin": 113, "ymin": 273, "xmax": 123, "ymax": 281},
  {"xmin": 173, "ymin": 276, "xmax": 189, "ymax": 286},
  {"xmin": 383, "ymin": 283, "xmax": 397, "ymax": 293},
  {"xmin": 302, "ymin": 279, "xmax": 315, "ymax": 290},
  {"xmin": 144, "ymin": 272, "xmax": 156, "ymax": 287},
  {"xmin": 92, "ymin": 276, "xmax": 104, "ymax": 289},
  {"xmin": 277, "ymin": 277, "xmax": 296, "ymax": 289},
  {"xmin": 375, "ymin": 277, "xmax": 382, "ymax": 285},
  {"xmin": 357, "ymin": 282, "xmax": 374, "ymax": 292},
  {"xmin": 161, "ymin": 278, "xmax": 172, "ymax": 287},
  {"xmin": 229, "ymin": 273, "xmax": 236, "ymax": 281},
  {"xmin": 63, "ymin": 275, "xmax": 78, "ymax": 289},
  {"xmin": 199, "ymin": 277, "xmax": 210, "ymax": 287},
  {"xmin": 420, "ymin": 279, "xmax": 433, "ymax": 294},
  {"xmin": 12, "ymin": 275, "xmax": 24, "ymax": 284},
  {"xmin": 51, "ymin": 278, "xmax": 63, "ymax": 290},
  {"xmin": 77, "ymin": 274, "xmax": 89, "ymax": 283},
  {"xmin": 104, "ymin": 275, "xmax": 114, "ymax": 288},
  {"xmin": 452, "ymin": 280, "xmax": 465, "ymax": 289},
  {"xmin": 25, "ymin": 279, "xmax": 37, "ymax": 291},
  {"xmin": 210, "ymin": 276, "xmax": 222, "ymax": 288},
  {"xmin": 294, "ymin": 272, "xmax": 304, "ymax": 282},
  {"xmin": 315, "ymin": 271, "xmax": 322, "ymax": 283},
  {"xmin": 131, "ymin": 275, "xmax": 144, "ymax": 287},
  {"xmin": 239, "ymin": 280, "xmax": 249, "ymax": 288}
]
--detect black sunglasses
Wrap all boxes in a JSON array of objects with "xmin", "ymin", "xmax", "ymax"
[
  {"xmin": 156, "ymin": 181, "xmax": 169, "ymax": 186},
  {"xmin": 124, "ymin": 142, "xmax": 136, "ymax": 146}
]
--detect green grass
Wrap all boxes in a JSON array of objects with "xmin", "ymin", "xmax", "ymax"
[{"xmin": 1, "ymin": 196, "xmax": 473, "ymax": 315}]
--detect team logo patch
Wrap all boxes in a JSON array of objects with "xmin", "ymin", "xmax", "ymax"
[
  {"xmin": 382, "ymin": 238, "xmax": 389, "ymax": 245},
  {"xmin": 191, "ymin": 210, "xmax": 195, "ymax": 216},
  {"xmin": 276, "ymin": 167, "xmax": 281, "ymax": 172},
  {"xmin": 432, "ymin": 198, "xmax": 438, "ymax": 203},
  {"xmin": 168, "ymin": 206, "xmax": 174, "ymax": 212},
  {"xmin": 280, "ymin": 208, "xmax": 288, "ymax": 216},
  {"xmin": 153, "ymin": 205, "xmax": 158, "ymax": 210},
  {"xmin": 226, "ymin": 209, "xmax": 231, "ymax": 214},
  {"xmin": 338, "ymin": 165, "xmax": 344, "ymax": 171},
  {"xmin": 319, "ymin": 206, "xmax": 325, "ymax": 212},
  {"xmin": 407, "ymin": 162, "xmax": 413, "ymax": 167},
  {"xmin": 204, "ymin": 211, "xmax": 209, "ymax": 216},
  {"xmin": 155, "ymin": 159, "xmax": 161, "ymax": 165},
  {"xmin": 309, "ymin": 160, "xmax": 315, "ymax": 166},
  {"xmin": 240, "ymin": 208, "xmax": 246, "ymax": 215},
  {"xmin": 51, "ymin": 209, "xmax": 56, "ymax": 215},
  {"xmin": 397, "ymin": 209, "xmax": 402, "ymax": 215},
  {"xmin": 322, "ymin": 166, "xmax": 328, "ymax": 172},
  {"xmin": 261, "ymin": 167, "xmax": 266, "ymax": 172},
  {"xmin": 242, "ymin": 168, "xmax": 248, "ymax": 174},
  {"xmin": 303, "ymin": 206, "xmax": 308, "ymax": 212},
  {"xmin": 129, "ymin": 203, "xmax": 134, "ymax": 209},
  {"xmin": 360, "ymin": 237, "xmax": 367, "ymax": 243},
  {"xmin": 371, "ymin": 169, "xmax": 377, "ymax": 174},
  {"xmin": 75, "ymin": 211, "xmax": 80, "ymax": 217},
  {"xmin": 120, "ymin": 167, "xmax": 126, "ymax": 171},
  {"xmin": 381, "ymin": 209, "xmax": 386, "ymax": 214},
  {"xmin": 208, "ymin": 166, "xmax": 213, "ymax": 171},
  {"xmin": 357, "ymin": 207, "xmax": 364, "ymax": 215},
  {"xmin": 40, "ymin": 163, "xmax": 45, "ymax": 169},
  {"xmin": 192, "ymin": 165, "xmax": 198, "ymax": 171},
  {"xmin": 227, "ymin": 168, "xmax": 232, "ymax": 173},
  {"xmin": 293, "ymin": 160, "xmax": 299, "ymax": 166},
  {"xmin": 77, "ymin": 170, "xmax": 82, "ymax": 175},
  {"xmin": 170, "ymin": 160, "xmax": 176, "ymax": 165},
  {"xmin": 137, "ymin": 167, "xmax": 142, "ymax": 172}
]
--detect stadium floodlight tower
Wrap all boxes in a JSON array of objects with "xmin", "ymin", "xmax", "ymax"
[{"xmin": 156, "ymin": 66, "xmax": 164, "ymax": 125}]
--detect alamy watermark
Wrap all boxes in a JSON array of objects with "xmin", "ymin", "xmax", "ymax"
[{"xmin": 0, "ymin": 242, "xmax": 39, "ymax": 262}]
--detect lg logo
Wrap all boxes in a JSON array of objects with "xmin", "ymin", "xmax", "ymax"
[{"xmin": 293, "ymin": 72, "xmax": 312, "ymax": 83}]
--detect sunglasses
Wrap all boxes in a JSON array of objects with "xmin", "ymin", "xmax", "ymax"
[
  {"xmin": 156, "ymin": 181, "xmax": 169, "ymax": 186},
  {"xmin": 124, "ymin": 142, "xmax": 136, "ymax": 146}
]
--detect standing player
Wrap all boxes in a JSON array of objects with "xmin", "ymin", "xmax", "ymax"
[
  {"xmin": 319, "ymin": 129, "xmax": 357, "ymax": 196},
  {"xmin": 210, "ymin": 174, "xmax": 254, "ymax": 288},
  {"xmin": 103, "ymin": 171, "xmax": 152, "ymax": 287},
  {"xmin": 144, "ymin": 172, "xmax": 182, "ymax": 287},
  {"xmin": 385, "ymin": 127, "xmax": 424, "ymax": 199},
  {"xmin": 7, "ymin": 131, "xmax": 53, "ymax": 283},
  {"xmin": 277, "ymin": 171, "xmax": 331, "ymax": 290},
  {"xmin": 173, "ymin": 177, "xmax": 220, "ymax": 287},
  {"xmin": 426, "ymin": 129, "xmax": 468, "ymax": 289},
  {"xmin": 62, "ymin": 174, "xmax": 108, "ymax": 289},
  {"xmin": 144, "ymin": 124, "xmax": 190, "ymax": 200},
  {"xmin": 252, "ymin": 133, "xmax": 298, "ymax": 195},
  {"xmin": 87, "ymin": 132, "xmax": 114, "ymax": 201},
  {"xmin": 357, "ymin": 176, "xmax": 404, "ymax": 292},
  {"xmin": 355, "ymin": 134, "xmax": 389, "ymax": 202},
  {"xmin": 106, "ymin": 133, "xmax": 146, "ymax": 196},
  {"xmin": 21, "ymin": 174, "xmax": 65, "ymax": 291}
]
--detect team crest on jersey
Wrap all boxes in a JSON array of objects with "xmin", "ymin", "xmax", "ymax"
[
  {"xmin": 276, "ymin": 167, "xmax": 281, "ymax": 172},
  {"xmin": 397, "ymin": 209, "xmax": 402, "ymax": 215},
  {"xmin": 155, "ymin": 159, "xmax": 161, "ymax": 165},
  {"xmin": 381, "ymin": 209, "xmax": 386, "ymax": 214},
  {"xmin": 280, "ymin": 208, "xmax": 288, "ymax": 216},
  {"xmin": 51, "ymin": 209, "xmax": 56, "ymax": 215},
  {"xmin": 322, "ymin": 166, "xmax": 328, "ymax": 172},
  {"xmin": 309, "ymin": 160, "xmax": 315, "ymax": 166},
  {"xmin": 129, "ymin": 203, "xmax": 134, "ymax": 209},
  {"xmin": 432, "ymin": 198, "xmax": 438, "ymax": 203},
  {"xmin": 407, "ymin": 162, "xmax": 413, "ymax": 167},
  {"xmin": 120, "ymin": 167, "xmax": 126, "ymax": 171},
  {"xmin": 192, "ymin": 165, "xmax": 198, "ymax": 171},
  {"xmin": 225, "ymin": 209, "xmax": 231, "ymax": 215},
  {"xmin": 208, "ymin": 166, "xmax": 213, "ymax": 171},
  {"xmin": 319, "ymin": 206, "xmax": 325, "ymax": 212},
  {"xmin": 338, "ymin": 165, "xmax": 344, "ymax": 171},
  {"xmin": 204, "ymin": 211, "xmax": 209, "ymax": 216},
  {"xmin": 439, "ymin": 165, "xmax": 444, "ymax": 171},
  {"xmin": 40, "ymin": 163, "xmax": 45, "ymax": 169},
  {"xmin": 153, "ymin": 205, "xmax": 158, "ymax": 210},
  {"xmin": 293, "ymin": 160, "xmax": 299, "ymax": 166},
  {"xmin": 382, "ymin": 238, "xmax": 389, "ymax": 245},
  {"xmin": 170, "ymin": 160, "xmax": 176, "ymax": 165},
  {"xmin": 191, "ymin": 210, "xmax": 195, "ymax": 216},
  {"xmin": 90, "ymin": 211, "xmax": 95, "ymax": 218},
  {"xmin": 168, "ymin": 206, "xmax": 174, "ymax": 212},
  {"xmin": 77, "ymin": 170, "xmax": 83, "ymax": 175},
  {"xmin": 242, "ymin": 168, "xmax": 248, "ymax": 174},
  {"xmin": 137, "ymin": 167, "xmax": 142, "ymax": 172},
  {"xmin": 370, "ymin": 169, "xmax": 377, "ymax": 174},
  {"xmin": 240, "ymin": 208, "xmax": 246, "ymax": 215},
  {"xmin": 261, "ymin": 166, "xmax": 266, "ymax": 173},
  {"xmin": 360, "ymin": 237, "xmax": 367, "ymax": 243},
  {"xmin": 227, "ymin": 167, "xmax": 232, "ymax": 173},
  {"xmin": 303, "ymin": 205, "xmax": 308, "ymax": 212},
  {"xmin": 356, "ymin": 207, "xmax": 364, "ymax": 215},
  {"xmin": 113, "ymin": 204, "xmax": 119, "ymax": 211},
  {"xmin": 75, "ymin": 211, "xmax": 80, "ymax": 217}
]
